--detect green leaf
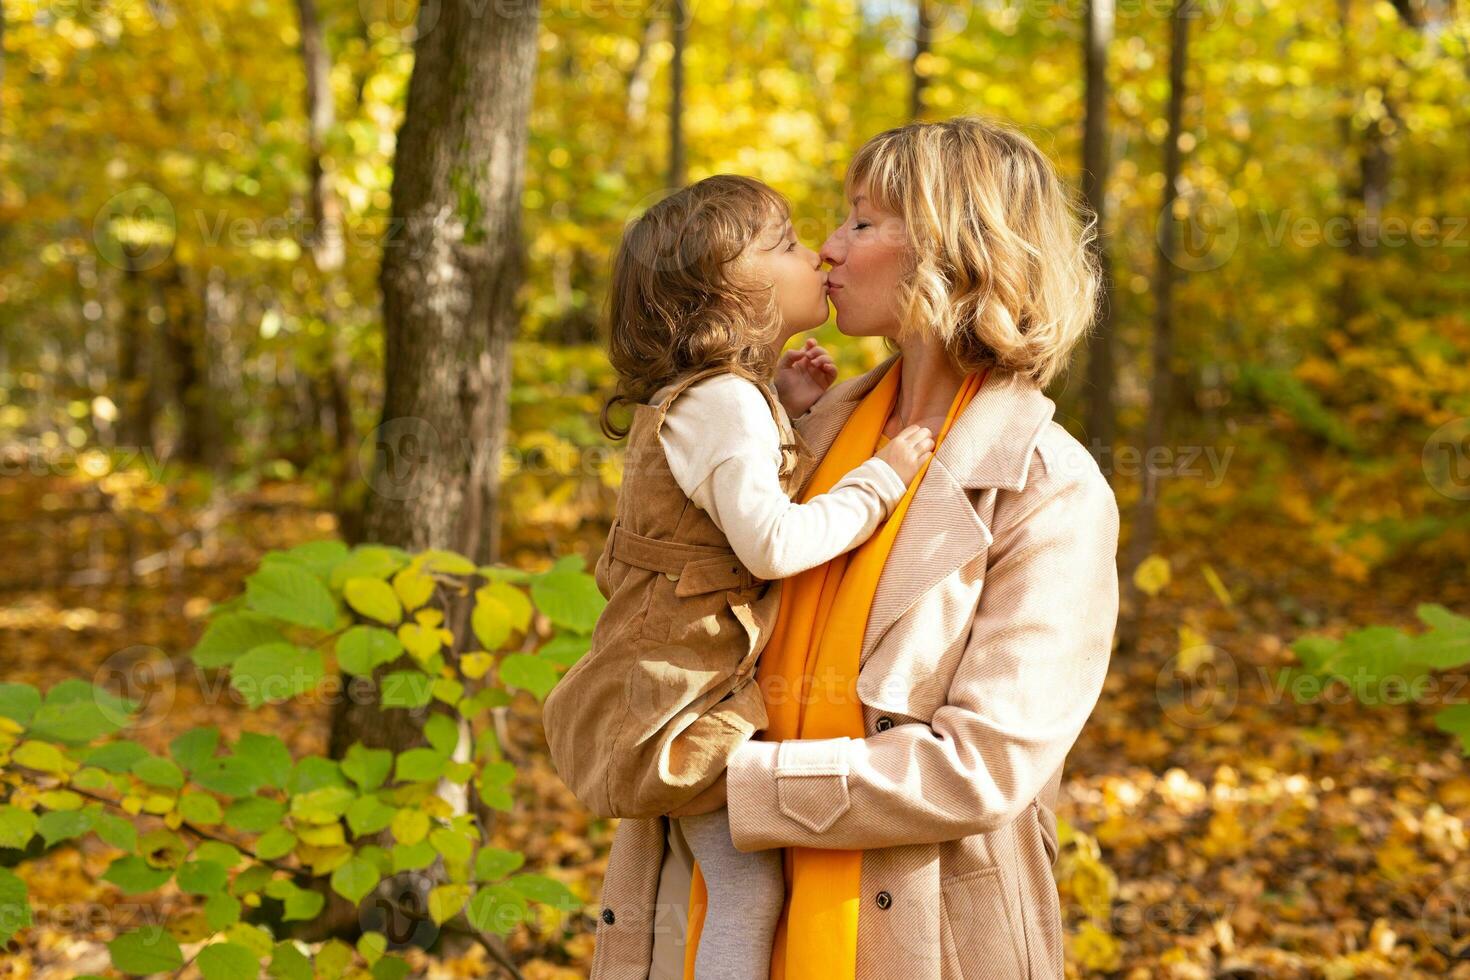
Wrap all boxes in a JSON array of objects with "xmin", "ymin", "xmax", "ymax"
[
  {"xmin": 230, "ymin": 644, "xmax": 325, "ymax": 709},
  {"xmin": 171, "ymin": 727, "xmax": 220, "ymax": 772},
  {"xmin": 380, "ymin": 671, "xmax": 434, "ymax": 708},
  {"xmin": 268, "ymin": 941, "xmax": 313, "ymax": 980},
  {"xmin": 197, "ymin": 941, "xmax": 259, "ymax": 980},
  {"xmin": 94, "ymin": 810, "xmax": 137, "ymax": 851},
  {"xmin": 474, "ymin": 847, "xmax": 525, "ymax": 882},
  {"xmin": 507, "ymin": 873, "xmax": 579, "ymax": 910},
  {"xmin": 424, "ymin": 714, "xmax": 459, "ymax": 756},
  {"xmin": 109, "ymin": 926, "xmax": 184, "ymax": 974},
  {"xmin": 538, "ymin": 631, "xmax": 591, "ymax": 667},
  {"xmin": 391, "ymin": 839, "xmax": 437, "ymax": 872},
  {"xmin": 345, "ymin": 578, "xmax": 404, "ymax": 625},
  {"xmin": 236, "ymin": 732, "xmax": 293, "ymax": 789},
  {"xmin": 530, "ymin": 568, "xmax": 606, "ymax": 634},
  {"xmin": 498, "ymin": 654, "xmax": 558, "ymax": 701},
  {"xmin": 288, "ymin": 756, "xmax": 348, "ymax": 795},
  {"xmin": 465, "ymin": 883, "xmax": 528, "ymax": 936},
  {"xmin": 341, "ymin": 743, "xmax": 393, "ymax": 791},
  {"xmin": 178, "ymin": 792, "xmax": 224, "ymax": 826},
  {"xmin": 193, "ymin": 755, "xmax": 267, "ymax": 798},
  {"xmin": 256, "ymin": 826, "xmax": 297, "ymax": 860},
  {"xmin": 280, "ymin": 539, "xmax": 350, "ymax": 580},
  {"xmin": 428, "ymin": 827, "xmax": 474, "ymax": 866},
  {"xmin": 357, "ymin": 931, "xmax": 387, "ymax": 966},
  {"xmin": 37, "ymin": 809, "xmax": 94, "ymax": 846},
  {"xmin": 177, "ymin": 860, "xmax": 229, "ymax": 895},
  {"xmin": 372, "ymin": 956, "xmax": 412, "ymax": 980},
  {"xmin": 132, "ymin": 754, "xmax": 185, "ymax": 790},
  {"xmin": 337, "ymin": 627, "xmax": 405, "ymax": 677},
  {"xmin": 245, "ymin": 562, "xmax": 339, "ymax": 631},
  {"xmin": 394, "ymin": 748, "xmax": 446, "ymax": 783},
  {"xmin": 0, "ymin": 682, "xmax": 41, "ymax": 726},
  {"xmin": 330, "ymin": 856, "xmax": 380, "ymax": 905},
  {"xmin": 102, "ymin": 855, "xmax": 172, "ymax": 894},
  {"xmin": 346, "ymin": 796, "xmax": 396, "ymax": 837},
  {"xmin": 29, "ymin": 680, "xmax": 132, "ymax": 744},
  {"xmin": 204, "ymin": 891, "xmax": 243, "ymax": 931},
  {"xmin": 0, "ymin": 867, "xmax": 33, "ymax": 945},
  {"xmin": 85, "ymin": 740, "xmax": 149, "ymax": 773},
  {"xmin": 225, "ymin": 797, "xmax": 286, "ymax": 833},
  {"xmin": 192, "ymin": 613, "xmax": 287, "ymax": 669},
  {"xmin": 281, "ymin": 886, "xmax": 325, "ymax": 922}
]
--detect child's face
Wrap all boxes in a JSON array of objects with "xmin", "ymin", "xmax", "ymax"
[{"xmin": 742, "ymin": 209, "xmax": 830, "ymax": 345}]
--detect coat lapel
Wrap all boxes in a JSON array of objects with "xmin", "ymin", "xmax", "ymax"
[{"xmin": 790, "ymin": 353, "xmax": 1057, "ymax": 668}]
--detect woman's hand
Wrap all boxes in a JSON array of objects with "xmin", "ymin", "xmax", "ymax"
[
  {"xmin": 665, "ymin": 770, "xmax": 727, "ymax": 818},
  {"xmin": 775, "ymin": 338, "xmax": 837, "ymax": 418}
]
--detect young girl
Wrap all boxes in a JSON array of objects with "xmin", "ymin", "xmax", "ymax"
[{"xmin": 541, "ymin": 174, "xmax": 934, "ymax": 980}]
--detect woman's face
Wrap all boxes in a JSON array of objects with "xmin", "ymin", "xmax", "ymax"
[{"xmin": 819, "ymin": 185, "xmax": 909, "ymax": 339}]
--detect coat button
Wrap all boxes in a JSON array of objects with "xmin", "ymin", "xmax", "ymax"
[
  {"xmin": 875, "ymin": 890, "xmax": 892, "ymax": 910},
  {"xmin": 601, "ymin": 907, "xmax": 615, "ymax": 925},
  {"xmin": 665, "ymin": 572, "xmax": 680, "ymax": 582},
  {"xmin": 875, "ymin": 715, "xmax": 894, "ymax": 732}
]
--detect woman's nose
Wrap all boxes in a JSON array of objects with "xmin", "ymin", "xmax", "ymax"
[{"xmin": 819, "ymin": 231, "xmax": 844, "ymax": 266}]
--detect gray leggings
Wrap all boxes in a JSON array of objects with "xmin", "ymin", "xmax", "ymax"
[{"xmin": 675, "ymin": 806, "xmax": 784, "ymax": 980}]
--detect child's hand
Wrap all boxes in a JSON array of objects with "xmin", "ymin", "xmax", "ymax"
[
  {"xmin": 775, "ymin": 338, "xmax": 837, "ymax": 418},
  {"xmin": 874, "ymin": 424, "xmax": 935, "ymax": 485}
]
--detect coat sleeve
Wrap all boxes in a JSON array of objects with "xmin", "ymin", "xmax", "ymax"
[{"xmin": 724, "ymin": 450, "xmax": 1120, "ymax": 852}]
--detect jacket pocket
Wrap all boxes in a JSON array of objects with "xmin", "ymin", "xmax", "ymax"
[
  {"xmin": 773, "ymin": 738, "xmax": 851, "ymax": 834},
  {"xmin": 940, "ymin": 866, "xmax": 1025, "ymax": 980}
]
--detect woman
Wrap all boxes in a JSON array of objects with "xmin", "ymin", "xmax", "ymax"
[{"xmin": 589, "ymin": 117, "xmax": 1120, "ymax": 980}]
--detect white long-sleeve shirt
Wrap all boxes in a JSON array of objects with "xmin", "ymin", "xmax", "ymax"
[{"xmin": 655, "ymin": 373, "xmax": 908, "ymax": 581}]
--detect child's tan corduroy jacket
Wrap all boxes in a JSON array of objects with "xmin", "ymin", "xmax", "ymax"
[{"xmin": 541, "ymin": 366, "xmax": 812, "ymax": 819}]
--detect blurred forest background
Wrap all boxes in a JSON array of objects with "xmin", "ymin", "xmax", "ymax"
[{"xmin": 2, "ymin": 0, "xmax": 1470, "ymax": 976}]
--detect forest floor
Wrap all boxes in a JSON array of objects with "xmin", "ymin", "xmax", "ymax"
[{"xmin": 2, "ymin": 461, "xmax": 1469, "ymax": 979}]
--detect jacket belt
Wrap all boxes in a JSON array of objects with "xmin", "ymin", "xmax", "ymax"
[{"xmin": 609, "ymin": 525, "xmax": 761, "ymax": 596}]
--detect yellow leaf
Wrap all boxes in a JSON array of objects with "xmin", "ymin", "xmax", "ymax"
[
  {"xmin": 392, "ymin": 808, "xmax": 430, "ymax": 846},
  {"xmin": 1069, "ymin": 921, "xmax": 1121, "ymax": 972},
  {"xmin": 414, "ymin": 607, "xmax": 444, "ymax": 629},
  {"xmin": 298, "ymin": 823, "xmax": 347, "ymax": 847},
  {"xmin": 479, "ymin": 581, "xmax": 533, "ymax": 634},
  {"xmin": 345, "ymin": 577, "xmax": 404, "ymax": 625},
  {"xmin": 1201, "ymin": 563, "xmax": 1233, "ymax": 606},
  {"xmin": 393, "ymin": 567, "xmax": 436, "ymax": 611},
  {"xmin": 428, "ymin": 883, "xmax": 472, "ymax": 924},
  {"xmin": 1133, "ymin": 555, "xmax": 1172, "ymax": 597},
  {"xmin": 397, "ymin": 622, "xmax": 443, "ymax": 662},
  {"xmin": 461, "ymin": 653, "xmax": 494, "ymax": 680}
]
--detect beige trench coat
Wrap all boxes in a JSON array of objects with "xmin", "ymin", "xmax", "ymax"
[{"xmin": 589, "ymin": 355, "xmax": 1120, "ymax": 980}]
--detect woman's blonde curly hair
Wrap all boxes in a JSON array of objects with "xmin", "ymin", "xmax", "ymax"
[
  {"xmin": 600, "ymin": 175, "xmax": 789, "ymax": 440},
  {"xmin": 846, "ymin": 116, "xmax": 1101, "ymax": 389}
]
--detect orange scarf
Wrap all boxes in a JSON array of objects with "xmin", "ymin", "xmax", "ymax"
[{"xmin": 683, "ymin": 357, "xmax": 988, "ymax": 980}]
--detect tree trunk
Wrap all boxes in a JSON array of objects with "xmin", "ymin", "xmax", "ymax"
[
  {"xmin": 668, "ymin": 0, "xmax": 687, "ymax": 187},
  {"xmin": 331, "ymin": 0, "xmax": 540, "ymax": 751},
  {"xmin": 910, "ymin": 0, "xmax": 933, "ymax": 121},
  {"xmin": 116, "ymin": 261, "xmax": 157, "ymax": 452},
  {"xmin": 1122, "ymin": 0, "xmax": 1188, "ymax": 641},
  {"xmin": 1081, "ymin": 0, "xmax": 1116, "ymax": 474},
  {"xmin": 295, "ymin": 0, "xmax": 363, "ymax": 540},
  {"xmin": 158, "ymin": 262, "xmax": 214, "ymax": 466}
]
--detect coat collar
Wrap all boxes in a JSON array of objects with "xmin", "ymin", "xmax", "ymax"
[
  {"xmin": 790, "ymin": 351, "xmax": 1058, "ymax": 674},
  {"xmin": 795, "ymin": 352, "xmax": 1057, "ymax": 493}
]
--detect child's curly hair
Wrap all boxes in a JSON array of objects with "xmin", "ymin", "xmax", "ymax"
[{"xmin": 600, "ymin": 175, "xmax": 791, "ymax": 440}]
